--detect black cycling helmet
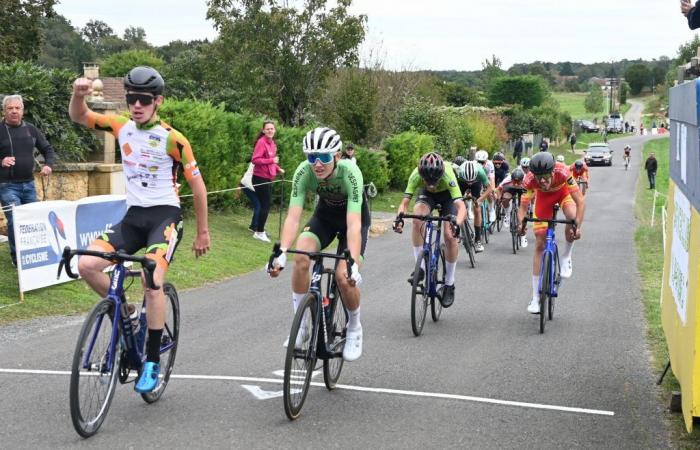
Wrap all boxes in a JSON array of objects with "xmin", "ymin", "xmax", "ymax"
[
  {"xmin": 493, "ymin": 152, "xmax": 505, "ymax": 162},
  {"xmin": 574, "ymin": 159, "xmax": 584, "ymax": 169},
  {"xmin": 419, "ymin": 152, "xmax": 445, "ymax": 184},
  {"xmin": 529, "ymin": 152, "xmax": 555, "ymax": 176},
  {"xmin": 511, "ymin": 168, "xmax": 525, "ymax": 182},
  {"xmin": 453, "ymin": 155, "xmax": 467, "ymax": 167},
  {"xmin": 124, "ymin": 66, "xmax": 165, "ymax": 95}
]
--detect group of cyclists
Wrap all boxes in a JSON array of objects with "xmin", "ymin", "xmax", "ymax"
[{"xmin": 66, "ymin": 65, "xmax": 587, "ymax": 393}]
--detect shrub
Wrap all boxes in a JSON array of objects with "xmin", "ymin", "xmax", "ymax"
[
  {"xmin": 488, "ymin": 75, "xmax": 548, "ymax": 109},
  {"xmin": 465, "ymin": 114, "xmax": 500, "ymax": 152},
  {"xmin": 383, "ymin": 131, "xmax": 434, "ymax": 189},
  {"xmin": 0, "ymin": 61, "xmax": 97, "ymax": 162},
  {"xmin": 100, "ymin": 49, "xmax": 165, "ymax": 77},
  {"xmin": 355, "ymin": 147, "xmax": 389, "ymax": 192}
]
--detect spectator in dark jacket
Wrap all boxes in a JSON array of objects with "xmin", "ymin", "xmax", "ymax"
[
  {"xmin": 569, "ymin": 133, "xmax": 577, "ymax": 151},
  {"xmin": 0, "ymin": 94, "xmax": 55, "ymax": 267},
  {"xmin": 682, "ymin": 0, "xmax": 700, "ymax": 29},
  {"xmin": 645, "ymin": 153, "xmax": 658, "ymax": 189},
  {"xmin": 513, "ymin": 136, "xmax": 523, "ymax": 162},
  {"xmin": 539, "ymin": 138, "xmax": 549, "ymax": 152}
]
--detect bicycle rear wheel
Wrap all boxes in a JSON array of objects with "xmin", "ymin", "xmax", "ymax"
[
  {"xmin": 70, "ymin": 299, "xmax": 120, "ymax": 438},
  {"xmin": 323, "ymin": 287, "xmax": 347, "ymax": 390},
  {"xmin": 141, "ymin": 282, "xmax": 180, "ymax": 404},
  {"xmin": 510, "ymin": 209, "xmax": 519, "ymax": 255},
  {"xmin": 549, "ymin": 253, "xmax": 559, "ymax": 321},
  {"xmin": 284, "ymin": 293, "xmax": 317, "ymax": 420},
  {"xmin": 411, "ymin": 251, "xmax": 429, "ymax": 336},
  {"xmin": 539, "ymin": 253, "xmax": 552, "ymax": 334},
  {"xmin": 481, "ymin": 204, "xmax": 490, "ymax": 243},
  {"xmin": 496, "ymin": 204, "xmax": 503, "ymax": 232},
  {"xmin": 430, "ymin": 245, "xmax": 446, "ymax": 322}
]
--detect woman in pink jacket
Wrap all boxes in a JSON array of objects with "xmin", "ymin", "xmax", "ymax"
[{"xmin": 251, "ymin": 121, "xmax": 282, "ymax": 242}]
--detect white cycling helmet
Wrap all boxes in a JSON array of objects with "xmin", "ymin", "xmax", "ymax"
[
  {"xmin": 462, "ymin": 161, "xmax": 479, "ymax": 182},
  {"xmin": 475, "ymin": 150, "xmax": 489, "ymax": 163},
  {"xmin": 556, "ymin": 155, "xmax": 565, "ymax": 163},
  {"xmin": 303, "ymin": 127, "xmax": 342, "ymax": 153},
  {"xmin": 520, "ymin": 157, "xmax": 530, "ymax": 167}
]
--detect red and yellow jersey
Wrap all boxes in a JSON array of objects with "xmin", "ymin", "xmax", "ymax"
[
  {"xmin": 522, "ymin": 162, "xmax": 578, "ymax": 203},
  {"xmin": 86, "ymin": 111, "xmax": 201, "ymax": 208},
  {"xmin": 569, "ymin": 163, "xmax": 589, "ymax": 180}
]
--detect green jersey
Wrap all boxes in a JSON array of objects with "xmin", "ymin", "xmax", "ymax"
[
  {"xmin": 404, "ymin": 163, "xmax": 462, "ymax": 200},
  {"xmin": 289, "ymin": 159, "xmax": 364, "ymax": 214}
]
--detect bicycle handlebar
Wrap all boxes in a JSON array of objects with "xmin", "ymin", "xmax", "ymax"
[
  {"xmin": 268, "ymin": 242, "xmax": 356, "ymax": 278},
  {"xmin": 57, "ymin": 246, "xmax": 160, "ymax": 290},
  {"xmin": 522, "ymin": 216, "xmax": 577, "ymax": 229}
]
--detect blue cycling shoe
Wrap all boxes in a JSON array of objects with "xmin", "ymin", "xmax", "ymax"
[{"xmin": 135, "ymin": 362, "xmax": 160, "ymax": 393}]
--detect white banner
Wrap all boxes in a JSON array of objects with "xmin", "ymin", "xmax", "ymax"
[
  {"xmin": 13, "ymin": 195, "xmax": 127, "ymax": 293},
  {"xmin": 670, "ymin": 186, "xmax": 691, "ymax": 324}
]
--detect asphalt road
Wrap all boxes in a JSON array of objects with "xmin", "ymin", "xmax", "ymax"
[{"xmin": 0, "ymin": 136, "xmax": 672, "ymax": 448}]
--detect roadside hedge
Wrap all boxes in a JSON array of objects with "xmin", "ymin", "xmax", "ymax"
[
  {"xmin": 383, "ymin": 131, "xmax": 434, "ymax": 189},
  {"xmin": 355, "ymin": 147, "xmax": 389, "ymax": 192}
]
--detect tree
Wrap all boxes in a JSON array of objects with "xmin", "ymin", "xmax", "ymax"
[
  {"xmin": 584, "ymin": 84, "xmax": 604, "ymax": 114},
  {"xmin": 80, "ymin": 19, "xmax": 129, "ymax": 58},
  {"xmin": 100, "ymin": 49, "xmax": 164, "ymax": 77},
  {"xmin": 618, "ymin": 81, "xmax": 629, "ymax": 105},
  {"xmin": 559, "ymin": 62, "xmax": 575, "ymax": 76},
  {"xmin": 487, "ymin": 75, "xmax": 548, "ymax": 109},
  {"xmin": 624, "ymin": 64, "xmax": 651, "ymax": 95},
  {"xmin": 39, "ymin": 14, "xmax": 94, "ymax": 71},
  {"xmin": 480, "ymin": 54, "xmax": 505, "ymax": 90},
  {"xmin": 0, "ymin": 0, "xmax": 57, "ymax": 63},
  {"xmin": 206, "ymin": 0, "xmax": 367, "ymax": 125},
  {"xmin": 123, "ymin": 26, "xmax": 150, "ymax": 50}
]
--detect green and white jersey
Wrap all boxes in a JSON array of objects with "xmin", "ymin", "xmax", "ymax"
[{"xmin": 289, "ymin": 159, "xmax": 364, "ymax": 214}]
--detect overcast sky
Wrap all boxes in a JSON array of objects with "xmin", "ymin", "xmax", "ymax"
[{"xmin": 55, "ymin": 0, "xmax": 697, "ymax": 71}]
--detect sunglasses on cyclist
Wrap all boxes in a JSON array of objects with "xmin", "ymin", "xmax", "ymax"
[
  {"xmin": 125, "ymin": 93, "xmax": 155, "ymax": 106},
  {"xmin": 306, "ymin": 153, "xmax": 334, "ymax": 164},
  {"xmin": 536, "ymin": 173, "xmax": 553, "ymax": 181}
]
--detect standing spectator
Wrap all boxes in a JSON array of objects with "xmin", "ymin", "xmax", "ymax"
[
  {"xmin": 251, "ymin": 120, "xmax": 282, "ymax": 243},
  {"xmin": 681, "ymin": 0, "xmax": 700, "ymax": 29},
  {"xmin": 569, "ymin": 132, "xmax": 577, "ymax": 151},
  {"xmin": 239, "ymin": 157, "xmax": 260, "ymax": 232},
  {"xmin": 0, "ymin": 95, "xmax": 55, "ymax": 268},
  {"xmin": 539, "ymin": 138, "xmax": 549, "ymax": 152},
  {"xmin": 645, "ymin": 153, "xmax": 658, "ymax": 189},
  {"xmin": 341, "ymin": 143, "xmax": 357, "ymax": 164},
  {"xmin": 640, "ymin": 123, "xmax": 645, "ymax": 136},
  {"xmin": 624, "ymin": 121, "xmax": 629, "ymax": 133},
  {"xmin": 513, "ymin": 136, "xmax": 524, "ymax": 162}
]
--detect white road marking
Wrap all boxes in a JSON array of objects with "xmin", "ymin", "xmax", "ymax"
[
  {"xmin": 0, "ymin": 368, "xmax": 614, "ymax": 416},
  {"xmin": 241, "ymin": 385, "xmax": 290, "ymax": 400}
]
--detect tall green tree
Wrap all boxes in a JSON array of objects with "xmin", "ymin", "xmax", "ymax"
[
  {"xmin": 487, "ymin": 75, "xmax": 548, "ymax": 109},
  {"xmin": 206, "ymin": 0, "xmax": 366, "ymax": 125},
  {"xmin": 80, "ymin": 19, "xmax": 129, "ymax": 58},
  {"xmin": 38, "ymin": 14, "xmax": 94, "ymax": 71},
  {"xmin": 624, "ymin": 64, "xmax": 651, "ymax": 95},
  {"xmin": 0, "ymin": 0, "xmax": 57, "ymax": 63},
  {"xmin": 584, "ymin": 84, "xmax": 604, "ymax": 114},
  {"xmin": 480, "ymin": 54, "xmax": 505, "ymax": 90},
  {"xmin": 123, "ymin": 26, "xmax": 150, "ymax": 50}
]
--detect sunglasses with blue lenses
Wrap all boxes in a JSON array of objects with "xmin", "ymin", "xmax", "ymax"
[{"xmin": 306, "ymin": 152, "xmax": 334, "ymax": 164}]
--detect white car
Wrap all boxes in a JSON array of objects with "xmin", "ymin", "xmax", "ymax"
[{"xmin": 584, "ymin": 143, "xmax": 613, "ymax": 166}]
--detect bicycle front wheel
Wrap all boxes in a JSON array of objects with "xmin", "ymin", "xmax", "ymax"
[
  {"xmin": 70, "ymin": 299, "xmax": 120, "ymax": 438},
  {"xmin": 284, "ymin": 293, "xmax": 317, "ymax": 420},
  {"xmin": 496, "ymin": 204, "xmax": 503, "ymax": 232},
  {"xmin": 141, "ymin": 282, "xmax": 180, "ymax": 404},
  {"xmin": 323, "ymin": 288, "xmax": 347, "ymax": 390},
  {"xmin": 430, "ymin": 245, "xmax": 446, "ymax": 322},
  {"xmin": 510, "ymin": 210, "xmax": 519, "ymax": 255},
  {"xmin": 411, "ymin": 250, "xmax": 429, "ymax": 336},
  {"xmin": 539, "ymin": 252, "xmax": 552, "ymax": 334},
  {"xmin": 460, "ymin": 223, "xmax": 476, "ymax": 268}
]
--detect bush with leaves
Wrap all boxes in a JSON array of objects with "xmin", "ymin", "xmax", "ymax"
[
  {"xmin": 100, "ymin": 49, "xmax": 164, "ymax": 77},
  {"xmin": 0, "ymin": 61, "xmax": 97, "ymax": 162},
  {"xmin": 382, "ymin": 131, "xmax": 434, "ymax": 189},
  {"xmin": 488, "ymin": 75, "xmax": 548, "ymax": 109},
  {"xmin": 355, "ymin": 147, "xmax": 389, "ymax": 192}
]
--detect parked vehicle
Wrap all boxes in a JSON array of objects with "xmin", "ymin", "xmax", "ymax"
[
  {"xmin": 575, "ymin": 120, "xmax": 598, "ymax": 133},
  {"xmin": 605, "ymin": 113, "xmax": 624, "ymax": 133}
]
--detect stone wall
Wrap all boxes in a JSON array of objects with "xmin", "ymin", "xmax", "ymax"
[{"xmin": 0, "ymin": 163, "xmax": 123, "ymax": 235}]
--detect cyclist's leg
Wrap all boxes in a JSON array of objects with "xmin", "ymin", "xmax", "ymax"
[
  {"xmin": 527, "ymin": 192, "xmax": 556, "ymax": 313},
  {"xmin": 411, "ymin": 193, "xmax": 432, "ymax": 263},
  {"xmin": 292, "ymin": 217, "xmax": 324, "ymax": 312},
  {"xmin": 559, "ymin": 194, "xmax": 577, "ymax": 278},
  {"xmin": 470, "ymin": 183, "xmax": 484, "ymax": 246},
  {"xmin": 78, "ymin": 209, "xmax": 143, "ymax": 297}
]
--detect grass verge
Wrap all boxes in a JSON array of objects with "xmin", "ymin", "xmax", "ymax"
[
  {"xmin": 634, "ymin": 137, "xmax": 700, "ymax": 446},
  {"xmin": 0, "ymin": 206, "xmax": 308, "ymax": 325}
]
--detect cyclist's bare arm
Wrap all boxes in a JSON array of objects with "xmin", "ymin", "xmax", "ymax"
[
  {"xmin": 69, "ymin": 78, "xmax": 94, "ymax": 125},
  {"xmin": 268, "ymin": 205, "xmax": 303, "ymax": 277},
  {"xmin": 478, "ymin": 183, "xmax": 494, "ymax": 204},
  {"xmin": 188, "ymin": 176, "xmax": 210, "ymax": 257},
  {"xmin": 569, "ymin": 189, "xmax": 585, "ymax": 240},
  {"xmin": 394, "ymin": 197, "xmax": 412, "ymax": 232},
  {"xmin": 345, "ymin": 212, "xmax": 363, "ymax": 264},
  {"xmin": 454, "ymin": 198, "xmax": 467, "ymax": 225}
]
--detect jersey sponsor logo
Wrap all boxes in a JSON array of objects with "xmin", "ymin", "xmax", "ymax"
[
  {"xmin": 148, "ymin": 134, "xmax": 162, "ymax": 142},
  {"xmin": 348, "ymin": 172, "xmax": 360, "ymax": 203},
  {"xmin": 148, "ymin": 166, "xmax": 159, "ymax": 172}
]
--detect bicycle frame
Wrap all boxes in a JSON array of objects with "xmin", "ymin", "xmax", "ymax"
[
  {"xmin": 539, "ymin": 226, "xmax": 560, "ymax": 298},
  {"xmin": 421, "ymin": 219, "xmax": 443, "ymax": 299}
]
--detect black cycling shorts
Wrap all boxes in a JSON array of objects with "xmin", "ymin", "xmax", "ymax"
[
  {"xmin": 93, "ymin": 205, "xmax": 184, "ymax": 269},
  {"xmin": 415, "ymin": 189, "xmax": 458, "ymax": 216},
  {"xmin": 301, "ymin": 208, "xmax": 369, "ymax": 258}
]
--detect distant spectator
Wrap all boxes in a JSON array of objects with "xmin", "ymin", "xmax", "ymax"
[
  {"xmin": 645, "ymin": 153, "xmax": 658, "ymax": 189},
  {"xmin": 640, "ymin": 123, "xmax": 645, "ymax": 135},
  {"xmin": 569, "ymin": 132, "xmax": 577, "ymax": 151},
  {"xmin": 341, "ymin": 143, "xmax": 357, "ymax": 164},
  {"xmin": 681, "ymin": 0, "xmax": 700, "ymax": 29},
  {"xmin": 624, "ymin": 121, "xmax": 629, "ymax": 133},
  {"xmin": 513, "ymin": 136, "xmax": 523, "ymax": 161},
  {"xmin": 0, "ymin": 94, "xmax": 55, "ymax": 268},
  {"xmin": 539, "ymin": 138, "xmax": 549, "ymax": 152},
  {"xmin": 251, "ymin": 120, "xmax": 283, "ymax": 243}
]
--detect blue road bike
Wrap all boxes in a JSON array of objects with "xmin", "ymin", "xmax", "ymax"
[
  {"xmin": 395, "ymin": 211, "xmax": 456, "ymax": 336},
  {"xmin": 522, "ymin": 205, "xmax": 576, "ymax": 334},
  {"xmin": 58, "ymin": 247, "xmax": 180, "ymax": 437}
]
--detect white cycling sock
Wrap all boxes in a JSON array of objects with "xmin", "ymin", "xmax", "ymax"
[
  {"xmin": 445, "ymin": 261, "xmax": 457, "ymax": 286},
  {"xmin": 562, "ymin": 240, "xmax": 574, "ymax": 259},
  {"xmin": 413, "ymin": 246, "xmax": 422, "ymax": 261},
  {"xmin": 532, "ymin": 275, "xmax": 540, "ymax": 302},
  {"xmin": 292, "ymin": 292, "xmax": 305, "ymax": 313},
  {"xmin": 347, "ymin": 307, "xmax": 361, "ymax": 330}
]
